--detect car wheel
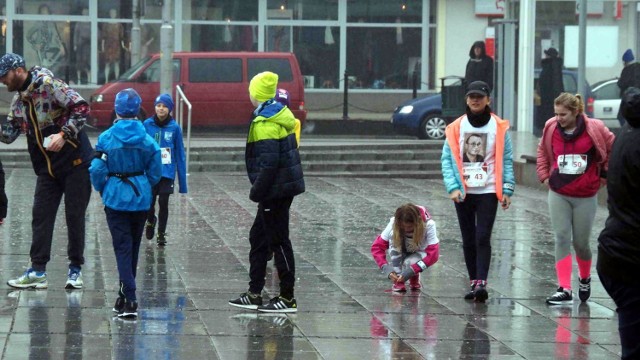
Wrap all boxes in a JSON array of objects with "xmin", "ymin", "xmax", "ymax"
[{"xmin": 419, "ymin": 114, "xmax": 446, "ymax": 140}]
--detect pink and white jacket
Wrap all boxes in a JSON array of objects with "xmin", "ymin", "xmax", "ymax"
[{"xmin": 370, "ymin": 205, "xmax": 440, "ymax": 274}]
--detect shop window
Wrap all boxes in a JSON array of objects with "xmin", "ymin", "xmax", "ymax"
[
  {"xmin": 346, "ymin": 27, "xmax": 421, "ymax": 89},
  {"xmin": 348, "ymin": 0, "xmax": 422, "ymax": 23},
  {"xmin": 186, "ymin": 0, "xmax": 258, "ymax": 21},
  {"xmin": 290, "ymin": 26, "xmax": 339, "ymax": 89},
  {"xmin": 267, "ymin": 0, "xmax": 338, "ymax": 21},
  {"xmin": 184, "ymin": 24, "xmax": 257, "ymax": 52}
]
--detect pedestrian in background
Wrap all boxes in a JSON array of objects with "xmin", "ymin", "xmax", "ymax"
[
  {"xmin": 229, "ymin": 71, "xmax": 305, "ymax": 313},
  {"xmin": 370, "ymin": 203, "xmax": 440, "ymax": 292},
  {"xmin": 617, "ymin": 49, "xmax": 640, "ymax": 126},
  {"xmin": 536, "ymin": 47, "xmax": 564, "ymax": 137},
  {"xmin": 597, "ymin": 87, "xmax": 640, "ymax": 360},
  {"xmin": 465, "ymin": 41, "xmax": 494, "ymax": 91},
  {"xmin": 89, "ymin": 88, "xmax": 162, "ymax": 318},
  {"xmin": 143, "ymin": 93, "xmax": 188, "ymax": 246},
  {"xmin": 536, "ymin": 92, "xmax": 614, "ymax": 305},
  {"xmin": 441, "ymin": 80, "xmax": 515, "ymax": 303},
  {"xmin": 0, "ymin": 53, "xmax": 92, "ymax": 290}
]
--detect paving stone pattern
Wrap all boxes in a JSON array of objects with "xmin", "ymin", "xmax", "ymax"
[{"xmin": 0, "ymin": 169, "xmax": 621, "ymax": 359}]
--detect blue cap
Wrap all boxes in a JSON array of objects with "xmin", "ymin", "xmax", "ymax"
[
  {"xmin": 154, "ymin": 93, "xmax": 174, "ymax": 113},
  {"xmin": 0, "ymin": 53, "xmax": 25, "ymax": 77},
  {"xmin": 114, "ymin": 88, "xmax": 141, "ymax": 117},
  {"xmin": 623, "ymin": 49, "xmax": 635, "ymax": 63}
]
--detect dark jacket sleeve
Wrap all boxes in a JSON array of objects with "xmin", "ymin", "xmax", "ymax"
[{"xmin": 0, "ymin": 160, "xmax": 6, "ymax": 219}]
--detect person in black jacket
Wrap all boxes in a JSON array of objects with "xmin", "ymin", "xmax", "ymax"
[
  {"xmin": 597, "ymin": 86, "xmax": 640, "ymax": 360},
  {"xmin": 465, "ymin": 41, "xmax": 494, "ymax": 91},
  {"xmin": 536, "ymin": 47, "xmax": 564, "ymax": 137},
  {"xmin": 617, "ymin": 49, "xmax": 640, "ymax": 126},
  {"xmin": 229, "ymin": 71, "xmax": 305, "ymax": 313}
]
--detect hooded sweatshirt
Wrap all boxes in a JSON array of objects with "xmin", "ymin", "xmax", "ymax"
[
  {"xmin": 465, "ymin": 41, "xmax": 494, "ymax": 90},
  {"xmin": 89, "ymin": 119, "xmax": 162, "ymax": 211}
]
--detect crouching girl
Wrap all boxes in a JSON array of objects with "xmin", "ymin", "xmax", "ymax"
[{"xmin": 371, "ymin": 204, "xmax": 440, "ymax": 291}]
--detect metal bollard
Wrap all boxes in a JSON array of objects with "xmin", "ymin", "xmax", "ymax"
[{"xmin": 343, "ymin": 70, "xmax": 349, "ymax": 120}]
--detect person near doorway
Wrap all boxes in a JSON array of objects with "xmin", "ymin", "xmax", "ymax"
[
  {"xmin": 465, "ymin": 41, "xmax": 494, "ymax": 91},
  {"xmin": 536, "ymin": 47, "xmax": 564, "ymax": 137}
]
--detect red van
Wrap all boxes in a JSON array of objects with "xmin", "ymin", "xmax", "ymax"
[{"xmin": 89, "ymin": 51, "xmax": 306, "ymax": 127}]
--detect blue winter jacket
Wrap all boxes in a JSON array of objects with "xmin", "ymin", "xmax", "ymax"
[
  {"xmin": 143, "ymin": 116, "xmax": 188, "ymax": 193},
  {"xmin": 89, "ymin": 119, "xmax": 162, "ymax": 211}
]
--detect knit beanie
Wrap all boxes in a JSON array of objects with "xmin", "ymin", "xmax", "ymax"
[
  {"xmin": 154, "ymin": 93, "xmax": 174, "ymax": 113},
  {"xmin": 115, "ymin": 88, "xmax": 141, "ymax": 118},
  {"xmin": 623, "ymin": 49, "xmax": 635, "ymax": 63},
  {"xmin": 249, "ymin": 71, "xmax": 278, "ymax": 102}
]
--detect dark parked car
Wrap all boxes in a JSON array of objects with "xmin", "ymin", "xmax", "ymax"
[{"xmin": 391, "ymin": 70, "xmax": 588, "ymax": 139}]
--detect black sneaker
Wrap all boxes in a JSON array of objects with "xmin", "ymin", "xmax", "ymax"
[
  {"xmin": 578, "ymin": 277, "xmax": 591, "ymax": 302},
  {"xmin": 229, "ymin": 292, "xmax": 262, "ymax": 310},
  {"xmin": 474, "ymin": 281, "xmax": 488, "ymax": 303},
  {"xmin": 157, "ymin": 232, "xmax": 167, "ymax": 246},
  {"xmin": 464, "ymin": 281, "xmax": 476, "ymax": 300},
  {"xmin": 546, "ymin": 287, "xmax": 573, "ymax": 305},
  {"xmin": 145, "ymin": 216, "xmax": 157, "ymax": 240},
  {"xmin": 257, "ymin": 296, "xmax": 297, "ymax": 313},
  {"xmin": 113, "ymin": 297, "xmax": 125, "ymax": 313},
  {"xmin": 118, "ymin": 300, "xmax": 138, "ymax": 318}
]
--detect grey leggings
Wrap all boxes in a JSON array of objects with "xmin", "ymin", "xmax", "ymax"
[{"xmin": 547, "ymin": 190, "xmax": 596, "ymax": 261}]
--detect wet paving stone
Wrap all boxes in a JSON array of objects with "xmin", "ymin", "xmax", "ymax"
[{"xmin": 0, "ymin": 170, "xmax": 623, "ymax": 359}]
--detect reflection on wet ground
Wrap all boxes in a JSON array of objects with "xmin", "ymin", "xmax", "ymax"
[{"xmin": 0, "ymin": 171, "xmax": 620, "ymax": 359}]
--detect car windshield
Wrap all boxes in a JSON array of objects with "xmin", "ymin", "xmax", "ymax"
[{"xmin": 118, "ymin": 56, "xmax": 152, "ymax": 81}]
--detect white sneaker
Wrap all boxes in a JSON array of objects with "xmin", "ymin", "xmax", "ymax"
[
  {"xmin": 65, "ymin": 269, "xmax": 83, "ymax": 289},
  {"xmin": 7, "ymin": 268, "xmax": 48, "ymax": 289}
]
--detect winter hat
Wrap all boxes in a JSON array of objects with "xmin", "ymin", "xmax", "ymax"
[
  {"xmin": 114, "ymin": 88, "xmax": 142, "ymax": 118},
  {"xmin": 622, "ymin": 87, "xmax": 640, "ymax": 127},
  {"xmin": 249, "ymin": 71, "xmax": 278, "ymax": 102},
  {"xmin": 154, "ymin": 93, "xmax": 174, "ymax": 113},
  {"xmin": 0, "ymin": 53, "xmax": 25, "ymax": 77},
  {"xmin": 274, "ymin": 88, "xmax": 290, "ymax": 107},
  {"xmin": 465, "ymin": 81, "xmax": 491, "ymax": 97},
  {"xmin": 623, "ymin": 49, "xmax": 635, "ymax": 63}
]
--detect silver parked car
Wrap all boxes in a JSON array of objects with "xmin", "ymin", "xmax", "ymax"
[{"xmin": 589, "ymin": 78, "xmax": 620, "ymax": 129}]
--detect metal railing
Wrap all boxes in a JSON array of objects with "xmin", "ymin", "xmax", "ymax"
[{"xmin": 175, "ymin": 85, "xmax": 192, "ymax": 176}]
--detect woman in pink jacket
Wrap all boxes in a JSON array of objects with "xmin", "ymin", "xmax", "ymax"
[
  {"xmin": 371, "ymin": 204, "xmax": 440, "ymax": 292},
  {"xmin": 536, "ymin": 92, "xmax": 615, "ymax": 305}
]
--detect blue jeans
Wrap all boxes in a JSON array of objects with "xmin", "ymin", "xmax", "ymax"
[
  {"xmin": 597, "ymin": 254, "xmax": 640, "ymax": 360},
  {"xmin": 105, "ymin": 207, "xmax": 147, "ymax": 301}
]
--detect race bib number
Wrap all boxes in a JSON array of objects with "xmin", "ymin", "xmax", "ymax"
[
  {"xmin": 557, "ymin": 154, "xmax": 587, "ymax": 175},
  {"xmin": 161, "ymin": 147, "xmax": 172, "ymax": 165},
  {"xmin": 463, "ymin": 162, "xmax": 488, "ymax": 187}
]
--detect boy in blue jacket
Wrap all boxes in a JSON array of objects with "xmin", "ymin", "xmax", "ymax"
[
  {"xmin": 89, "ymin": 88, "xmax": 162, "ymax": 318},
  {"xmin": 142, "ymin": 94, "xmax": 188, "ymax": 246}
]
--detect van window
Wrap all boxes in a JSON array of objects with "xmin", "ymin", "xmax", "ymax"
[
  {"xmin": 248, "ymin": 58, "xmax": 293, "ymax": 82},
  {"xmin": 189, "ymin": 58, "xmax": 242, "ymax": 82},
  {"xmin": 139, "ymin": 59, "xmax": 181, "ymax": 82}
]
